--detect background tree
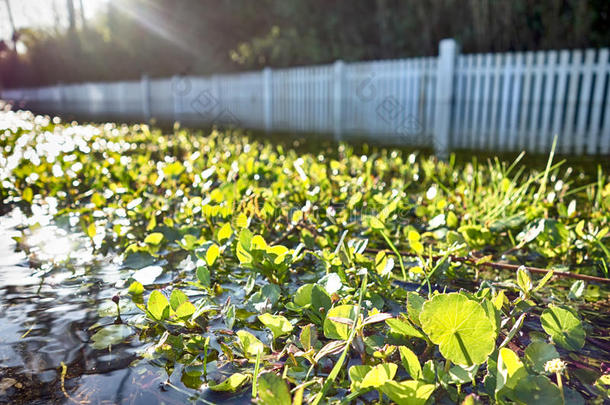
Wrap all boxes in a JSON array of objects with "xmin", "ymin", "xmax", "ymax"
[{"xmin": 1, "ymin": 0, "xmax": 609, "ymax": 88}]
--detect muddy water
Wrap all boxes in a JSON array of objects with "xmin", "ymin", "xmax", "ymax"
[{"xmin": 0, "ymin": 210, "xmax": 246, "ymax": 404}]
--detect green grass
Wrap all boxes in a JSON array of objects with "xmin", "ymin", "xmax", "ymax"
[{"xmin": 1, "ymin": 108, "xmax": 610, "ymax": 404}]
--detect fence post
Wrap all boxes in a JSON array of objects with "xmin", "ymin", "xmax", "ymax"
[
  {"xmin": 141, "ymin": 74, "xmax": 151, "ymax": 122},
  {"xmin": 433, "ymin": 38, "xmax": 459, "ymax": 158},
  {"xmin": 263, "ymin": 67, "xmax": 272, "ymax": 132},
  {"xmin": 333, "ymin": 60, "xmax": 345, "ymax": 142}
]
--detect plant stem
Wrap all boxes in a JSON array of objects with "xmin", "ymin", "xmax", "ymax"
[
  {"xmin": 252, "ymin": 350, "xmax": 262, "ymax": 398},
  {"xmin": 556, "ymin": 372, "xmax": 564, "ymax": 403},
  {"xmin": 311, "ymin": 272, "xmax": 368, "ymax": 405},
  {"xmin": 379, "ymin": 230, "xmax": 406, "ymax": 280}
]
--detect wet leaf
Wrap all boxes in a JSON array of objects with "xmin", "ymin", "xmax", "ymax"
[
  {"xmin": 175, "ymin": 301, "xmax": 196, "ymax": 319},
  {"xmin": 208, "ymin": 373, "xmax": 249, "ymax": 392},
  {"xmin": 196, "ymin": 265, "xmax": 210, "ymax": 287},
  {"xmin": 90, "ymin": 324, "xmax": 133, "ymax": 350},
  {"xmin": 127, "ymin": 281, "xmax": 144, "ymax": 295},
  {"xmin": 169, "ymin": 289, "xmax": 188, "ymax": 311}
]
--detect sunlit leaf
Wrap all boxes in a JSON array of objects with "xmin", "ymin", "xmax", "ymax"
[
  {"xmin": 208, "ymin": 373, "xmax": 249, "ymax": 392},
  {"xmin": 144, "ymin": 232, "xmax": 164, "ymax": 245},
  {"xmin": 379, "ymin": 380, "xmax": 435, "ymax": 405},
  {"xmin": 361, "ymin": 363, "xmax": 397, "ymax": 388},
  {"xmin": 147, "ymin": 290, "xmax": 170, "ymax": 321},
  {"xmin": 169, "ymin": 289, "xmax": 188, "ymax": 311},
  {"xmin": 323, "ymin": 305, "xmax": 357, "ymax": 340},
  {"xmin": 419, "ymin": 293, "xmax": 496, "ymax": 365},
  {"xmin": 237, "ymin": 330, "xmax": 264, "ymax": 357},
  {"xmin": 398, "ymin": 346, "xmax": 422, "ymax": 379},
  {"xmin": 206, "ymin": 243, "xmax": 220, "ymax": 266},
  {"xmin": 258, "ymin": 313, "xmax": 293, "ymax": 340}
]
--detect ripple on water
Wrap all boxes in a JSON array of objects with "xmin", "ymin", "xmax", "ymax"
[{"xmin": 0, "ymin": 211, "xmax": 214, "ymax": 404}]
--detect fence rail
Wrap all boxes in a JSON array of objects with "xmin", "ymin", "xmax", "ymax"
[{"xmin": 2, "ymin": 39, "xmax": 610, "ymax": 156}]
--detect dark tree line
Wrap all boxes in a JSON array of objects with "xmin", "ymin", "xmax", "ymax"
[{"xmin": 1, "ymin": 0, "xmax": 609, "ymax": 88}]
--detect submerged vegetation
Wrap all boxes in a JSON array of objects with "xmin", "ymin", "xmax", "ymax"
[{"xmin": 1, "ymin": 106, "xmax": 609, "ymax": 404}]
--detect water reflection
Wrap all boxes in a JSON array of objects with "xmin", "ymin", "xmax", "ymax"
[{"xmin": 0, "ymin": 211, "xmax": 227, "ymax": 404}]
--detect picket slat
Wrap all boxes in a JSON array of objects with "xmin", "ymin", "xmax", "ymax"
[
  {"xmin": 538, "ymin": 51, "xmax": 558, "ymax": 153},
  {"xmin": 587, "ymin": 49, "xmax": 609, "ymax": 154},
  {"xmin": 551, "ymin": 51, "xmax": 571, "ymax": 151},
  {"xmin": 470, "ymin": 54, "xmax": 484, "ymax": 149},
  {"xmin": 516, "ymin": 52, "xmax": 535, "ymax": 151},
  {"xmin": 461, "ymin": 55, "xmax": 475, "ymax": 149},
  {"xmin": 527, "ymin": 51, "xmax": 545, "ymax": 151},
  {"xmin": 489, "ymin": 53, "xmax": 504, "ymax": 150},
  {"xmin": 497, "ymin": 53, "xmax": 513, "ymax": 150},
  {"xmin": 478, "ymin": 54, "xmax": 492, "ymax": 149},
  {"xmin": 574, "ymin": 50, "xmax": 596, "ymax": 155},
  {"xmin": 454, "ymin": 57, "xmax": 467, "ymax": 148}
]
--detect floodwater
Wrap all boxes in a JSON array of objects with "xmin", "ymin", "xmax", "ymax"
[{"xmin": 0, "ymin": 210, "xmax": 248, "ymax": 404}]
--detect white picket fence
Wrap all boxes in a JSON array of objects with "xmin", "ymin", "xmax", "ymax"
[{"xmin": 2, "ymin": 39, "xmax": 610, "ymax": 156}]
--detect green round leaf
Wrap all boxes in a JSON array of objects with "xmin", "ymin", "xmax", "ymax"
[
  {"xmin": 144, "ymin": 232, "xmax": 164, "ymax": 245},
  {"xmin": 524, "ymin": 341, "xmax": 560, "ymax": 374},
  {"xmin": 540, "ymin": 305, "xmax": 585, "ymax": 351},
  {"xmin": 513, "ymin": 375, "xmax": 563, "ymax": 405},
  {"xmin": 206, "ymin": 243, "xmax": 220, "ymax": 266},
  {"xmin": 349, "ymin": 365, "xmax": 372, "ymax": 392},
  {"xmin": 361, "ymin": 363, "xmax": 397, "ymax": 388},
  {"xmin": 147, "ymin": 290, "xmax": 169, "ymax": 321},
  {"xmin": 258, "ymin": 313, "xmax": 293, "ymax": 340},
  {"xmin": 293, "ymin": 284, "xmax": 314, "ymax": 307},
  {"xmin": 127, "ymin": 281, "xmax": 144, "ymax": 295},
  {"xmin": 257, "ymin": 373, "xmax": 291, "ymax": 405},
  {"xmin": 419, "ymin": 293, "xmax": 496, "ymax": 366},
  {"xmin": 323, "ymin": 305, "xmax": 357, "ymax": 340},
  {"xmin": 237, "ymin": 330, "xmax": 264, "ymax": 357},
  {"xmin": 380, "ymin": 380, "xmax": 435, "ymax": 405},
  {"xmin": 169, "ymin": 289, "xmax": 188, "ymax": 311}
]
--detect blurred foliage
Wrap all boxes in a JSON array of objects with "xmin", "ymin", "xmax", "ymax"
[{"xmin": 1, "ymin": 0, "xmax": 610, "ymax": 88}]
